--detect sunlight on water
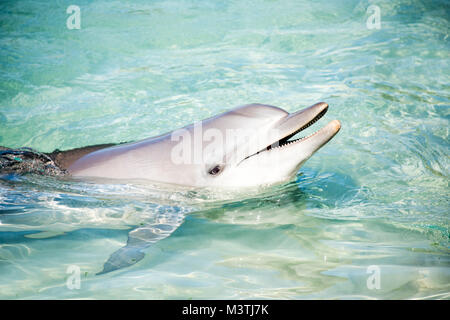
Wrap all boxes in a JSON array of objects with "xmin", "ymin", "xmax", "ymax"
[{"xmin": 0, "ymin": 0, "xmax": 449, "ymax": 299}]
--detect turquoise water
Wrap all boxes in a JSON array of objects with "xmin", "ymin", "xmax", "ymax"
[{"xmin": 0, "ymin": 0, "xmax": 449, "ymax": 299}]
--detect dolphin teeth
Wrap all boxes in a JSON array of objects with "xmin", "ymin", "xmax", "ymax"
[
  {"xmin": 243, "ymin": 104, "xmax": 328, "ymax": 159},
  {"xmin": 274, "ymin": 105, "xmax": 328, "ymax": 148}
]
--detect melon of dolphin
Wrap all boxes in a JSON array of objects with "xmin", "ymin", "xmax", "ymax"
[{"xmin": 68, "ymin": 102, "xmax": 340, "ymax": 188}]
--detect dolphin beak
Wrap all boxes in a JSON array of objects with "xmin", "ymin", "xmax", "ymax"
[
  {"xmin": 276, "ymin": 102, "xmax": 330, "ymax": 142},
  {"xmin": 265, "ymin": 102, "xmax": 336, "ymax": 150},
  {"xmin": 241, "ymin": 102, "xmax": 340, "ymax": 163},
  {"xmin": 271, "ymin": 102, "xmax": 340, "ymax": 154},
  {"xmin": 297, "ymin": 118, "xmax": 341, "ymax": 153}
]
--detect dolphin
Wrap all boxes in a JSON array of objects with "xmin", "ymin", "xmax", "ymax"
[
  {"xmin": 70, "ymin": 102, "xmax": 341, "ymax": 275},
  {"xmin": 1, "ymin": 102, "xmax": 341, "ymax": 274},
  {"xmin": 67, "ymin": 102, "xmax": 340, "ymax": 188}
]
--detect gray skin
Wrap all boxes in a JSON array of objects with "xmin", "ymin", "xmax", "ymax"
[{"xmin": 66, "ymin": 102, "xmax": 341, "ymax": 188}]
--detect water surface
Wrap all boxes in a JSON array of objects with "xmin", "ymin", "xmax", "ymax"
[{"xmin": 0, "ymin": 0, "xmax": 449, "ymax": 299}]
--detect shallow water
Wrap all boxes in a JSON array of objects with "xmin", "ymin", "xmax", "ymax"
[{"xmin": 0, "ymin": 0, "xmax": 449, "ymax": 299}]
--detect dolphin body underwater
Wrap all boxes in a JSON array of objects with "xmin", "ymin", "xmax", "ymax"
[{"xmin": 0, "ymin": 102, "xmax": 341, "ymax": 273}]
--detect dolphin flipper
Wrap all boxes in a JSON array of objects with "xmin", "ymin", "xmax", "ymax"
[
  {"xmin": 97, "ymin": 246, "xmax": 145, "ymax": 275},
  {"xmin": 97, "ymin": 219, "xmax": 185, "ymax": 275}
]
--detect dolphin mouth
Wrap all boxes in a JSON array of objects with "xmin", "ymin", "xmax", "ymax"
[
  {"xmin": 267, "ymin": 105, "xmax": 329, "ymax": 150},
  {"xmin": 241, "ymin": 102, "xmax": 339, "ymax": 162}
]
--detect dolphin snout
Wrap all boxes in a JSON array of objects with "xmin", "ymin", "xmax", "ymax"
[{"xmin": 330, "ymin": 119, "xmax": 341, "ymax": 132}]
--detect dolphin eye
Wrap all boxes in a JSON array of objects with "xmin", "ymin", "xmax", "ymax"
[{"xmin": 208, "ymin": 165, "xmax": 222, "ymax": 176}]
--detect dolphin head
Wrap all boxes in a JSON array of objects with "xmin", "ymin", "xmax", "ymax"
[
  {"xmin": 68, "ymin": 102, "xmax": 340, "ymax": 188},
  {"xmin": 168, "ymin": 102, "xmax": 341, "ymax": 187}
]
